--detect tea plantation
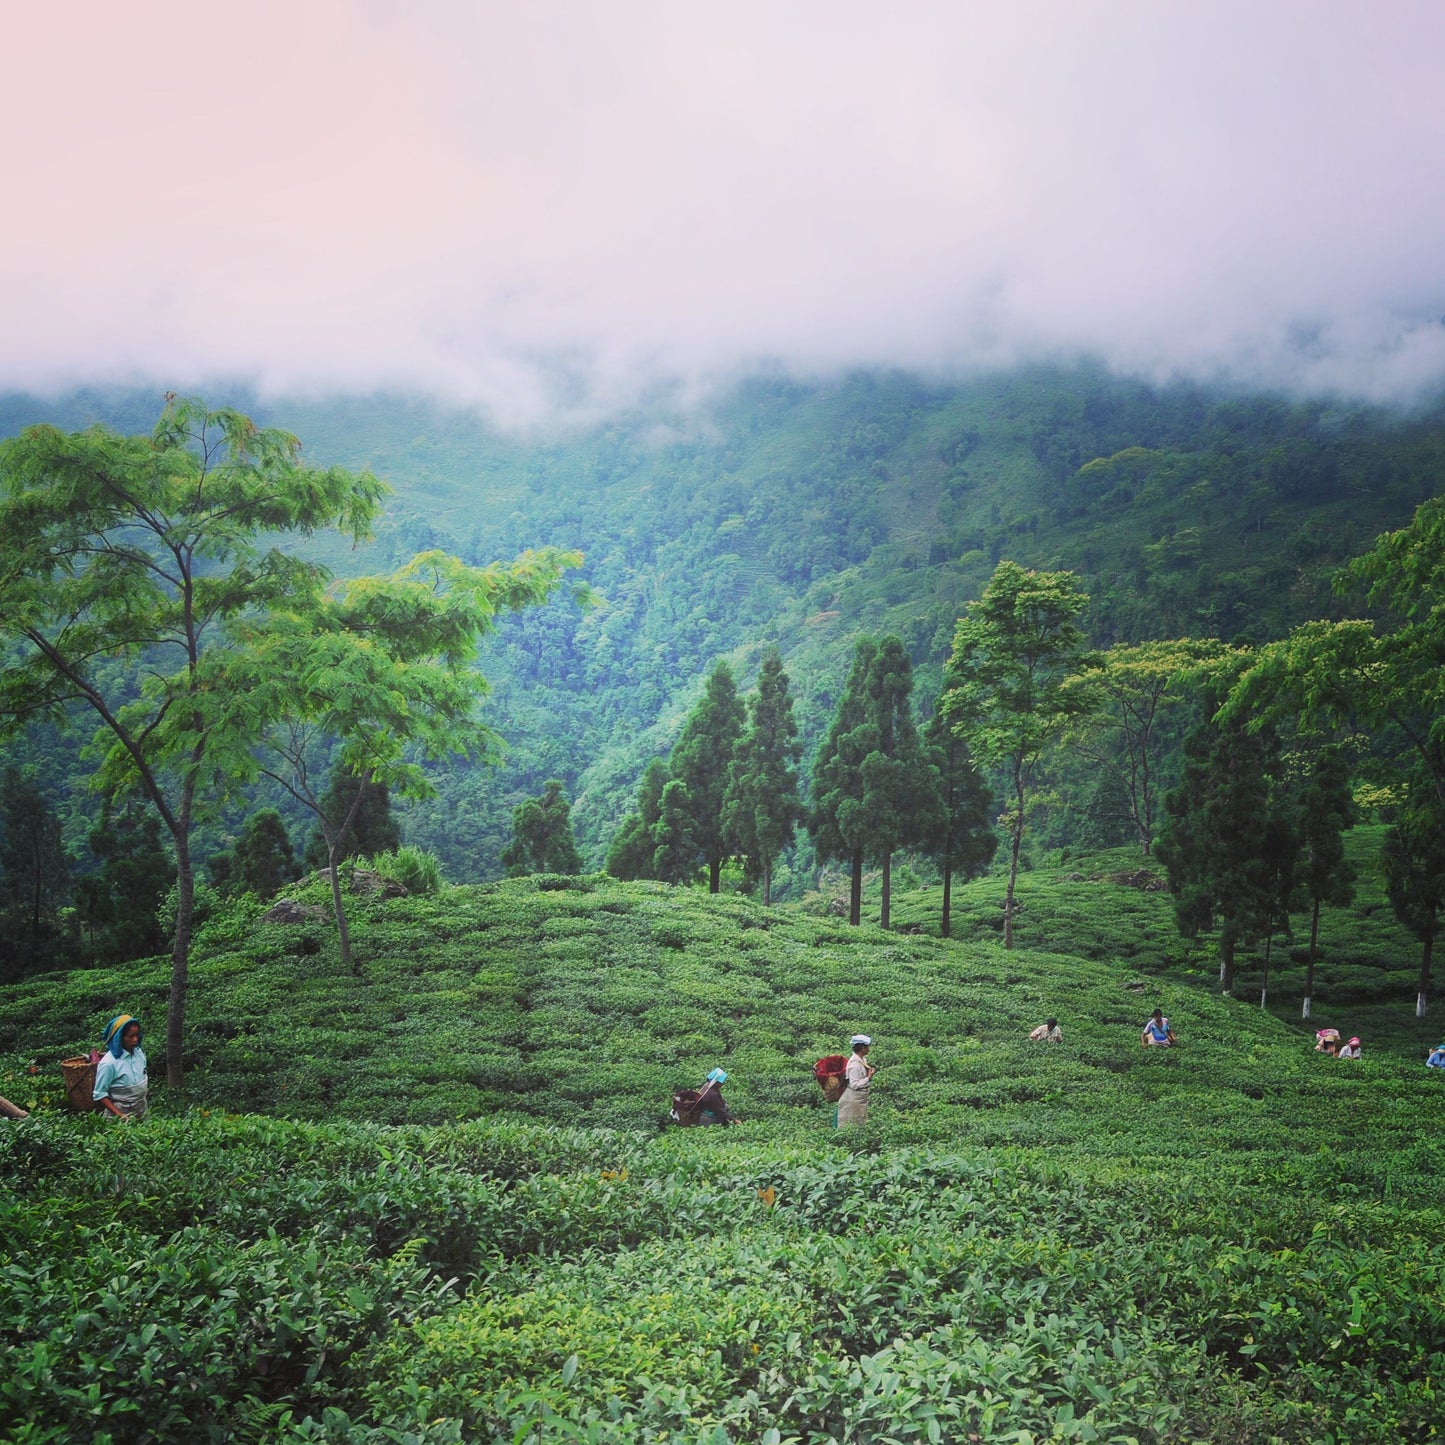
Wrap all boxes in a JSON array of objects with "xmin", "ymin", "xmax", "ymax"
[{"xmin": 3, "ymin": 862, "xmax": 1443, "ymax": 1443}]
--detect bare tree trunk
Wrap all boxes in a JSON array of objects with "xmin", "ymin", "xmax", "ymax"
[
  {"xmin": 709, "ymin": 858, "xmax": 721, "ymax": 894},
  {"xmin": 166, "ymin": 847, "xmax": 194, "ymax": 1089},
  {"xmin": 1219, "ymin": 933, "xmax": 1235, "ymax": 993},
  {"xmin": 849, "ymin": 850, "xmax": 862, "ymax": 927},
  {"xmin": 1003, "ymin": 765, "xmax": 1025, "ymax": 950},
  {"xmin": 1418, "ymin": 921, "xmax": 1435, "ymax": 1018},
  {"xmin": 941, "ymin": 859, "xmax": 953, "ymax": 940},
  {"xmin": 164, "ymin": 774, "xmax": 198, "ymax": 1090},
  {"xmin": 328, "ymin": 848, "xmax": 354, "ymax": 973},
  {"xmin": 326, "ymin": 771, "xmax": 373, "ymax": 974},
  {"xmin": 1260, "ymin": 929, "xmax": 1273, "ymax": 1008},
  {"xmin": 1303, "ymin": 897, "xmax": 1320, "ymax": 1020},
  {"xmin": 880, "ymin": 853, "xmax": 892, "ymax": 930},
  {"xmin": 762, "ymin": 859, "xmax": 772, "ymax": 908}
]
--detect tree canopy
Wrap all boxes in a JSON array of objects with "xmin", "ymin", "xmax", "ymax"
[
  {"xmin": 0, "ymin": 398, "xmax": 387, "ymax": 1083},
  {"xmin": 502, "ymin": 780, "xmax": 584, "ymax": 877},
  {"xmin": 722, "ymin": 647, "xmax": 803, "ymax": 906},
  {"xmin": 943, "ymin": 562, "xmax": 1094, "ymax": 948}
]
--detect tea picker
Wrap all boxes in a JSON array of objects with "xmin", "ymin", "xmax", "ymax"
[{"xmin": 669, "ymin": 1067, "xmax": 735, "ymax": 1126}]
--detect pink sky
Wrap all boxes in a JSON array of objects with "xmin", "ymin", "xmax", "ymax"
[{"xmin": 4, "ymin": 1, "xmax": 1445, "ymax": 420}]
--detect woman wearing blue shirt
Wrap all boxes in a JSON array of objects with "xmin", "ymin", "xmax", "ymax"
[
  {"xmin": 93, "ymin": 1014, "xmax": 149, "ymax": 1120},
  {"xmin": 1140, "ymin": 1010, "xmax": 1175, "ymax": 1048}
]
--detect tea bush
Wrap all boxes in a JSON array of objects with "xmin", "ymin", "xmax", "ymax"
[
  {"xmin": 5, "ymin": 854, "xmax": 1445, "ymax": 1441},
  {"xmin": 6, "ymin": 1115, "xmax": 1442, "ymax": 1442}
]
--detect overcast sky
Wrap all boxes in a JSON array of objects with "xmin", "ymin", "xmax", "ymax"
[{"xmin": 5, "ymin": 1, "xmax": 1445, "ymax": 423}]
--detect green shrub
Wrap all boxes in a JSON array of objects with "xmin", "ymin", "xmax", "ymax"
[{"xmin": 365, "ymin": 846, "xmax": 444, "ymax": 896}]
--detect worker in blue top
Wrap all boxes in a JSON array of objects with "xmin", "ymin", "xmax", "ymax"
[
  {"xmin": 93, "ymin": 1014, "xmax": 149, "ymax": 1120},
  {"xmin": 1140, "ymin": 1009, "xmax": 1175, "ymax": 1048}
]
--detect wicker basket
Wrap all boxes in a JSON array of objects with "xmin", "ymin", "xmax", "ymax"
[
  {"xmin": 60, "ymin": 1056, "xmax": 100, "ymax": 1112},
  {"xmin": 814, "ymin": 1055, "xmax": 847, "ymax": 1103}
]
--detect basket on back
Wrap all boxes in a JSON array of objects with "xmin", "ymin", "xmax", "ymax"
[
  {"xmin": 670, "ymin": 1088, "xmax": 704, "ymax": 1126},
  {"xmin": 814, "ymin": 1055, "xmax": 847, "ymax": 1103},
  {"xmin": 61, "ymin": 1057, "xmax": 100, "ymax": 1112}
]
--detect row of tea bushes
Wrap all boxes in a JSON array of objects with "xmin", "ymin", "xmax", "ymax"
[{"xmin": 5, "ymin": 1111, "xmax": 1443, "ymax": 1442}]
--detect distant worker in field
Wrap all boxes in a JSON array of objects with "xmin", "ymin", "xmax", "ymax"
[
  {"xmin": 1426, "ymin": 1044, "xmax": 1445, "ymax": 1070},
  {"xmin": 1140, "ymin": 1009, "xmax": 1175, "ymax": 1048},
  {"xmin": 1337, "ymin": 1036, "xmax": 1362, "ymax": 1060},
  {"xmin": 837, "ymin": 1034, "xmax": 874, "ymax": 1126},
  {"xmin": 93, "ymin": 1014, "xmax": 149, "ymax": 1120},
  {"xmin": 696, "ymin": 1067, "xmax": 734, "ymax": 1125},
  {"xmin": 1029, "ymin": 1018, "xmax": 1063, "ymax": 1043},
  {"xmin": 1314, "ymin": 1028, "xmax": 1341, "ymax": 1055}
]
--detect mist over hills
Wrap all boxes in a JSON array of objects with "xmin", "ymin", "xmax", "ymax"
[{"xmin": 3, "ymin": 364, "xmax": 1443, "ymax": 882}]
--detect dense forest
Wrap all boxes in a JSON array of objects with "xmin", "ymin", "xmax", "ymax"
[{"xmin": 1, "ymin": 364, "xmax": 1442, "ymax": 973}]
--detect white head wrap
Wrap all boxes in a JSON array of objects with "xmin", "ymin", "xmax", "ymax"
[{"xmin": 850, "ymin": 1034, "xmax": 872, "ymax": 1047}]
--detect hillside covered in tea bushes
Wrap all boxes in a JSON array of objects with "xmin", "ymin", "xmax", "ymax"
[{"xmin": 4, "ymin": 854, "xmax": 1444, "ymax": 1442}]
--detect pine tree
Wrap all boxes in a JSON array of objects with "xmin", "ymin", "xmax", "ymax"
[
  {"xmin": 227, "ymin": 809, "xmax": 300, "ymax": 899},
  {"xmin": 1295, "ymin": 745, "xmax": 1357, "ymax": 1019},
  {"xmin": 0, "ymin": 767, "xmax": 72, "ymax": 981},
  {"xmin": 303, "ymin": 767, "xmax": 401, "ymax": 871},
  {"xmin": 1156, "ymin": 713, "xmax": 1282, "ymax": 992},
  {"xmin": 921, "ymin": 700, "xmax": 997, "ymax": 939},
  {"xmin": 810, "ymin": 635, "xmax": 943, "ymax": 927},
  {"xmin": 75, "ymin": 802, "xmax": 171, "ymax": 967},
  {"xmin": 670, "ymin": 661, "xmax": 746, "ymax": 892},
  {"xmin": 722, "ymin": 648, "xmax": 802, "ymax": 905},
  {"xmin": 1382, "ymin": 781, "xmax": 1445, "ymax": 1018},
  {"xmin": 857, "ymin": 636, "xmax": 943, "ymax": 929},
  {"xmin": 810, "ymin": 637, "xmax": 881, "ymax": 926},
  {"xmin": 501, "ymin": 780, "xmax": 584, "ymax": 876},
  {"xmin": 607, "ymin": 759, "xmax": 669, "ymax": 880},
  {"xmin": 651, "ymin": 780, "xmax": 698, "ymax": 885},
  {"xmin": 1256, "ymin": 811, "xmax": 1303, "ymax": 1009}
]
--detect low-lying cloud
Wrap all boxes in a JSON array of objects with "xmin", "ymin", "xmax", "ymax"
[{"xmin": 5, "ymin": 0, "xmax": 1445, "ymax": 423}]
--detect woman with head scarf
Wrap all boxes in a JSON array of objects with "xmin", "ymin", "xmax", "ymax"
[
  {"xmin": 837, "ymin": 1034, "xmax": 874, "ymax": 1126},
  {"xmin": 93, "ymin": 1014, "xmax": 149, "ymax": 1120}
]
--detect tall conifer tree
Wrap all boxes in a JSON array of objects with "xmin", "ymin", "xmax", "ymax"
[
  {"xmin": 1383, "ymin": 779, "xmax": 1445, "ymax": 1018},
  {"xmin": 502, "ymin": 779, "xmax": 583, "ymax": 876},
  {"xmin": 858, "ymin": 636, "xmax": 942, "ymax": 929},
  {"xmin": 723, "ymin": 648, "xmax": 802, "ymax": 905},
  {"xmin": 0, "ymin": 767, "xmax": 72, "ymax": 980},
  {"xmin": 1156, "ymin": 712, "xmax": 1282, "ymax": 992},
  {"xmin": 810, "ymin": 638, "xmax": 878, "ymax": 925},
  {"xmin": 921, "ymin": 696, "xmax": 997, "ymax": 939},
  {"xmin": 670, "ymin": 661, "xmax": 746, "ymax": 892},
  {"xmin": 218, "ymin": 809, "xmax": 299, "ymax": 900},
  {"xmin": 607, "ymin": 759, "xmax": 669, "ymax": 880},
  {"xmin": 303, "ymin": 766, "xmax": 401, "ymax": 871},
  {"xmin": 810, "ymin": 635, "xmax": 942, "ymax": 927},
  {"xmin": 652, "ymin": 779, "xmax": 698, "ymax": 885}
]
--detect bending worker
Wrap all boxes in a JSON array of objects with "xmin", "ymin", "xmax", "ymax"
[
  {"xmin": 93, "ymin": 1014, "xmax": 149, "ymax": 1120},
  {"xmin": 1141, "ymin": 1009, "xmax": 1175, "ymax": 1048},
  {"xmin": 838, "ymin": 1033, "xmax": 874, "ymax": 1127}
]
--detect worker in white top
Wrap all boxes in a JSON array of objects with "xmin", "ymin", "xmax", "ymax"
[{"xmin": 837, "ymin": 1034, "xmax": 874, "ymax": 1126}]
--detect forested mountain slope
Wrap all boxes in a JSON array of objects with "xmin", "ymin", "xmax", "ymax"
[{"xmin": 4, "ymin": 366, "xmax": 1442, "ymax": 880}]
